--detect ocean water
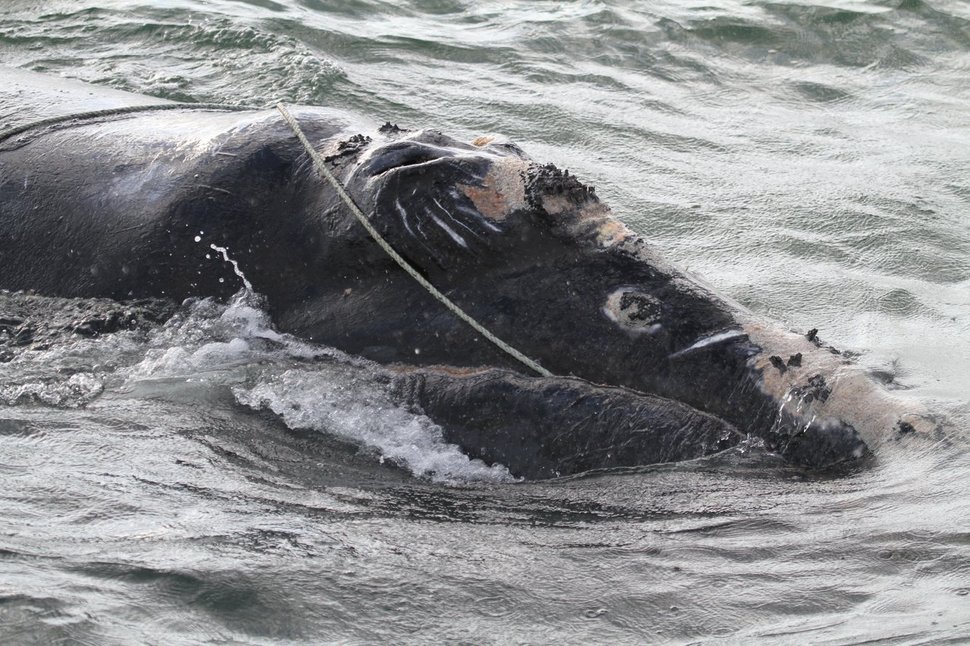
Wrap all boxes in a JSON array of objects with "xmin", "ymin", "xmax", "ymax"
[{"xmin": 1, "ymin": 0, "xmax": 969, "ymax": 643}]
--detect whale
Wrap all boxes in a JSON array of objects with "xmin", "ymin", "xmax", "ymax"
[{"xmin": 0, "ymin": 67, "xmax": 935, "ymax": 478}]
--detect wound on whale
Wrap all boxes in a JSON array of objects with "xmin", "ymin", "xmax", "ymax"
[{"xmin": 0, "ymin": 67, "xmax": 935, "ymax": 479}]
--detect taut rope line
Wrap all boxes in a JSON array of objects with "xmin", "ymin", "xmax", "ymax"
[{"xmin": 275, "ymin": 103, "xmax": 554, "ymax": 378}]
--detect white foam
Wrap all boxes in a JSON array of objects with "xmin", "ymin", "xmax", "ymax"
[
  {"xmin": 122, "ymin": 290, "xmax": 514, "ymax": 483},
  {"xmin": 233, "ymin": 368, "xmax": 515, "ymax": 484},
  {"xmin": 0, "ymin": 289, "xmax": 515, "ymax": 482},
  {"xmin": 0, "ymin": 371, "xmax": 104, "ymax": 408}
]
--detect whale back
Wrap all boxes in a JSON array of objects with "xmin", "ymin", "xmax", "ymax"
[{"xmin": 0, "ymin": 67, "xmax": 175, "ymax": 135}]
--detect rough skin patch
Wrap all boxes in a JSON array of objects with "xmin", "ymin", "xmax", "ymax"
[
  {"xmin": 0, "ymin": 291, "xmax": 176, "ymax": 356},
  {"xmin": 457, "ymin": 158, "xmax": 528, "ymax": 221},
  {"xmin": 602, "ymin": 287, "xmax": 662, "ymax": 333},
  {"xmin": 526, "ymin": 165, "xmax": 633, "ymax": 248},
  {"xmin": 541, "ymin": 194, "xmax": 632, "ymax": 248},
  {"xmin": 740, "ymin": 316, "xmax": 937, "ymax": 449}
]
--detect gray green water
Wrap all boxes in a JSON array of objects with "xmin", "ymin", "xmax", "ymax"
[{"xmin": 1, "ymin": 0, "xmax": 969, "ymax": 643}]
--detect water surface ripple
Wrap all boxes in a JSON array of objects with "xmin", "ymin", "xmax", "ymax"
[{"xmin": 1, "ymin": 0, "xmax": 969, "ymax": 643}]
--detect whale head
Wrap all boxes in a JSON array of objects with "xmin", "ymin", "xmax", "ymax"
[{"xmin": 281, "ymin": 125, "xmax": 918, "ymax": 468}]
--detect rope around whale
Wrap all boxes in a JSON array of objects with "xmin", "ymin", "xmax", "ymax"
[{"xmin": 276, "ymin": 103, "xmax": 555, "ymax": 378}]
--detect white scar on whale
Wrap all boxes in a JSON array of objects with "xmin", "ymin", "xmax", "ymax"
[{"xmin": 669, "ymin": 330, "xmax": 747, "ymax": 358}]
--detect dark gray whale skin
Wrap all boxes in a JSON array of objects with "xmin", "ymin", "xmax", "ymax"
[{"xmin": 3, "ymin": 68, "xmax": 924, "ymax": 478}]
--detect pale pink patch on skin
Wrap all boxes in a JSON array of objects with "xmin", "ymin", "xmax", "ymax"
[{"xmin": 458, "ymin": 158, "xmax": 528, "ymax": 221}]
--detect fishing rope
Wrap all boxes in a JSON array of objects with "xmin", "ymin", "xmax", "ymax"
[
  {"xmin": 0, "ymin": 101, "xmax": 255, "ymax": 143},
  {"xmin": 276, "ymin": 102, "xmax": 554, "ymax": 378}
]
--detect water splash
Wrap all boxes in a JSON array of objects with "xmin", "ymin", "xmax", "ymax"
[
  {"xmin": 233, "ymin": 368, "xmax": 515, "ymax": 484},
  {"xmin": 124, "ymin": 292, "xmax": 514, "ymax": 483},
  {"xmin": 0, "ymin": 371, "xmax": 104, "ymax": 408},
  {"xmin": 209, "ymin": 243, "xmax": 255, "ymax": 293}
]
